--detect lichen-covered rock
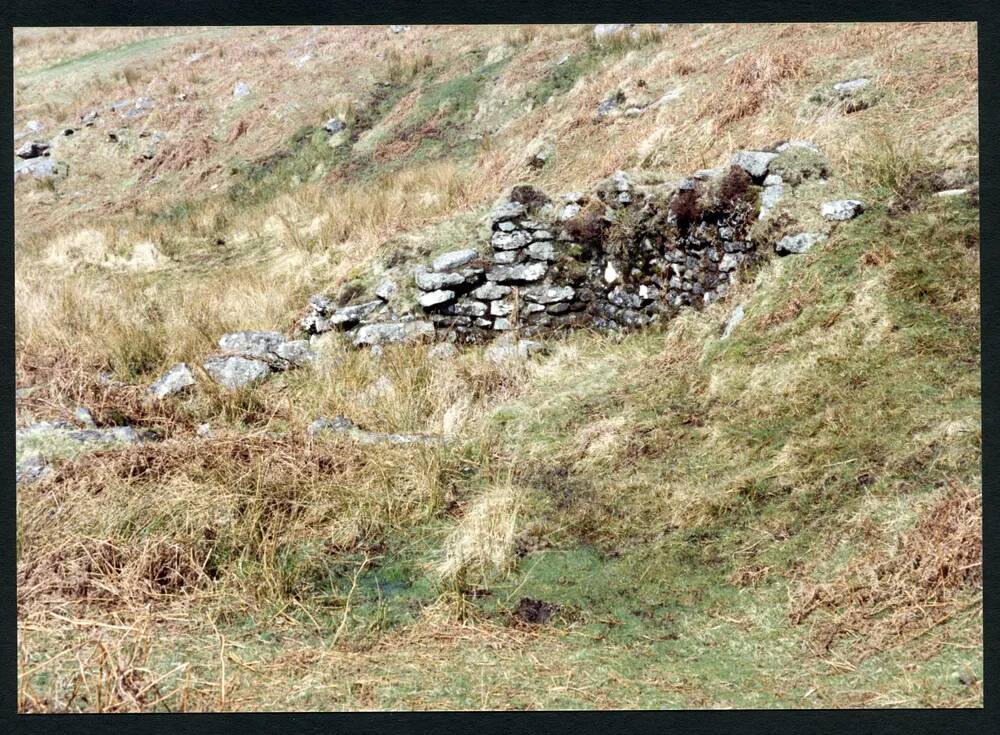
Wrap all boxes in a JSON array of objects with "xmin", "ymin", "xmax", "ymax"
[
  {"xmin": 490, "ymin": 201, "xmax": 526, "ymax": 224},
  {"xmin": 523, "ymin": 285, "xmax": 575, "ymax": 303},
  {"xmin": 73, "ymin": 407, "xmax": 97, "ymax": 429},
  {"xmin": 432, "ymin": 248, "xmax": 479, "ymax": 272},
  {"xmin": 769, "ymin": 145, "xmax": 831, "ymax": 185},
  {"xmin": 149, "ymin": 363, "xmax": 197, "ymax": 398},
  {"xmin": 491, "ymin": 230, "xmax": 533, "ymax": 251},
  {"xmin": 218, "ymin": 331, "xmax": 286, "ymax": 358},
  {"xmin": 472, "ymin": 283, "xmax": 511, "ymax": 300},
  {"xmin": 527, "ymin": 241, "xmax": 555, "ymax": 261},
  {"xmin": 14, "ymin": 157, "xmax": 63, "ymax": 182},
  {"xmin": 375, "ymin": 278, "xmax": 398, "ymax": 301},
  {"xmin": 274, "ymin": 339, "xmax": 316, "ymax": 366},
  {"xmin": 419, "ymin": 290, "xmax": 455, "ymax": 308},
  {"xmin": 203, "ymin": 355, "xmax": 272, "ymax": 389},
  {"xmin": 729, "ymin": 150, "xmax": 778, "ymax": 181},
  {"xmin": 330, "ymin": 300, "xmax": 383, "ymax": 326},
  {"xmin": 308, "ymin": 293, "xmax": 336, "ymax": 315},
  {"xmin": 776, "ymin": 232, "xmax": 828, "ymax": 256},
  {"xmin": 486, "ymin": 262, "xmax": 547, "ymax": 283},
  {"xmin": 353, "ymin": 320, "xmax": 435, "ymax": 347},
  {"xmin": 16, "ymin": 141, "xmax": 50, "ymax": 159},
  {"xmin": 820, "ymin": 199, "xmax": 866, "ymax": 221},
  {"xmin": 415, "ymin": 270, "xmax": 467, "ymax": 291}
]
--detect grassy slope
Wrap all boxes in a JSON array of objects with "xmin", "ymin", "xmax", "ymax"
[{"xmin": 15, "ymin": 24, "xmax": 980, "ymax": 710}]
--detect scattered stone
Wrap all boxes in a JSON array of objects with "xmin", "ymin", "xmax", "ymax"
[
  {"xmin": 322, "ymin": 118, "xmax": 346, "ymax": 134},
  {"xmin": 935, "ymin": 188, "xmax": 972, "ymax": 198},
  {"xmin": 729, "ymin": 150, "xmax": 778, "ymax": 181},
  {"xmin": 419, "ymin": 290, "xmax": 455, "ymax": 308},
  {"xmin": 820, "ymin": 199, "xmax": 866, "ymax": 221},
  {"xmin": 233, "ymin": 81, "xmax": 251, "ymax": 98},
  {"xmin": 14, "ymin": 157, "xmax": 63, "ymax": 182},
  {"xmin": 330, "ymin": 300, "xmax": 383, "ymax": 327},
  {"xmin": 196, "ymin": 423, "xmax": 213, "ymax": 438},
  {"xmin": 309, "ymin": 415, "xmax": 446, "ymax": 445},
  {"xmin": 833, "ymin": 78, "xmax": 870, "ymax": 97},
  {"xmin": 73, "ymin": 407, "xmax": 97, "ymax": 429},
  {"xmin": 16, "ymin": 141, "xmax": 50, "ymax": 159},
  {"xmin": 389, "ymin": 25, "xmax": 410, "ymax": 33},
  {"xmin": 595, "ymin": 91, "xmax": 625, "ymax": 119},
  {"xmin": 218, "ymin": 330, "xmax": 287, "ymax": 358},
  {"xmin": 353, "ymin": 320, "xmax": 435, "ymax": 347},
  {"xmin": 432, "ymin": 248, "xmax": 479, "ymax": 272},
  {"xmin": 721, "ymin": 304, "xmax": 745, "ymax": 340},
  {"xmin": 274, "ymin": 339, "xmax": 316, "ymax": 366},
  {"xmin": 203, "ymin": 355, "xmax": 272, "ymax": 389},
  {"xmin": 776, "ymin": 139, "xmax": 823, "ymax": 155},
  {"xmin": 776, "ymin": 232, "xmax": 828, "ymax": 256},
  {"xmin": 375, "ymin": 278, "xmax": 398, "ymax": 301}
]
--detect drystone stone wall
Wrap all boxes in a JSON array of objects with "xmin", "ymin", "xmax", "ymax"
[
  {"xmin": 300, "ymin": 150, "xmax": 780, "ymax": 346},
  {"xmin": 145, "ymin": 141, "xmax": 874, "ymax": 396}
]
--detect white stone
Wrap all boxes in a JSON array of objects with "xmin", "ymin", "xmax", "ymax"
[
  {"xmin": 820, "ymin": 199, "xmax": 865, "ymax": 221},
  {"xmin": 604, "ymin": 261, "xmax": 620, "ymax": 284},
  {"xmin": 419, "ymin": 290, "xmax": 455, "ymax": 308}
]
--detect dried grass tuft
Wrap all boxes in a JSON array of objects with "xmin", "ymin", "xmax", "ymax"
[{"xmin": 789, "ymin": 481, "xmax": 981, "ymax": 660}]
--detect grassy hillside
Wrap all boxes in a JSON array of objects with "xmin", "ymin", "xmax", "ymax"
[{"xmin": 14, "ymin": 23, "xmax": 980, "ymax": 710}]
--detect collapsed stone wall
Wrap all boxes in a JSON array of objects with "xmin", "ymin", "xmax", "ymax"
[
  {"xmin": 301, "ymin": 150, "xmax": 785, "ymax": 347},
  {"xmin": 145, "ymin": 141, "xmax": 872, "ymax": 395}
]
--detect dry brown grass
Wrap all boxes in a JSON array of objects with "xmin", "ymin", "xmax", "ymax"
[
  {"xmin": 697, "ymin": 47, "xmax": 807, "ymax": 132},
  {"xmin": 789, "ymin": 481, "xmax": 982, "ymax": 661}
]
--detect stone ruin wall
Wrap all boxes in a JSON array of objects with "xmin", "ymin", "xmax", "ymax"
[{"xmin": 301, "ymin": 152, "xmax": 779, "ymax": 347}]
